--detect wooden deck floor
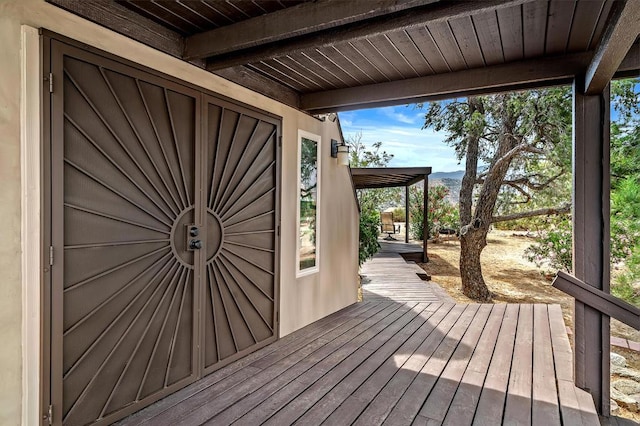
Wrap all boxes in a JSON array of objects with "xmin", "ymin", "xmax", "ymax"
[
  {"xmin": 117, "ymin": 242, "xmax": 600, "ymax": 426},
  {"xmin": 117, "ymin": 302, "xmax": 599, "ymax": 426},
  {"xmin": 361, "ymin": 241, "xmax": 452, "ymax": 303}
]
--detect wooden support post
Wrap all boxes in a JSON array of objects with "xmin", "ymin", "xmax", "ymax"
[
  {"xmin": 573, "ymin": 81, "xmax": 610, "ymax": 415},
  {"xmin": 423, "ymin": 175, "xmax": 428, "ymax": 263},
  {"xmin": 405, "ymin": 185, "xmax": 410, "ymax": 244}
]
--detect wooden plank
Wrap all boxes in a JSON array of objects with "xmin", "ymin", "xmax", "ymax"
[
  {"xmin": 522, "ymin": 0, "xmax": 548, "ymax": 58},
  {"xmin": 211, "ymin": 66, "xmax": 301, "ymax": 109},
  {"xmin": 206, "ymin": 303, "xmax": 435, "ymax": 425},
  {"xmin": 589, "ymin": 1, "xmax": 614, "ymax": 50},
  {"xmin": 545, "ymin": 0, "xmax": 576, "ymax": 55},
  {"xmin": 573, "ymin": 85, "xmax": 611, "ymax": 414},
  {"xmin": 184, "ymin": 0, "xmax": 438, "ymax": 59},
  {"xmin": 321, "ymin": 304, "xmax": 459, "ymax": 426},
  {"xmin": 442, "ymin": 304, "xmax": 507, "ymax": 424},
  {"xmin": 552, "ymin": 272, "xmax": 640, "ymax": 329},
  {"xmin": 385, "ymin": 30, "xmax": 435, "ymax": 76},
  {"xmin": 472, "ymin": 10, "xmax": 505, "ymax": 66},
  {"xmin": 497, "ymin": 3, "xmax": 524, "ymax": 62},
  {"xmin": 145, "ymin": 302, "xmax": 406, "ymax": 425},
  {"xmin": 567, "ymin": 0, "xmax": 605, "ymax": 52},
  {"xmin": 448, "ymin": 15, "xmax": 485, "ymax": 68},
  {"xmin": 205, "ymin": 0, "xmax": 531, "ymax": 71},
  {"xmin": 382, "ymin": 304, "xmax": 481, "ymax": 425},
  {"xmin": 406, "ymin": 25, "xmax": 451, "ymax": 73},
  {"xmin": 300, "ymin": 51, "xmax": 591, "ymax": 113},
  {"xmin": 252, "ymin": 304, "xmax": 449, "ymax": 426},
  {"xmin": 368, "ymin": 34, "xmax": 421, "ymax": 79},
  {"xmin": 472, "ymin": 304, "xmax": 519, "ymax": 424},
  {"xmin": 417, "ymin": 304, "xmax": 494, "ymax": 422},
  {"xmin": 47, "ymin": 0, "xmax": 184, "ymax": 57},
  {"xmin": 503, "ymin": 304, "xmax": 534, "ymax": 425},
  {"xmin": 426, "ymin": 20, "xmax": 468, "ymax": 70},
  {"xmin": 532, "ymin": 305, "xmax": 561, "ymax": 425},
  {"xmin": 116, "ymin": 301, "xmax": 381, "ymax": 425},
  {"xmin": 585, "ymin": 0, "xmax": 640, "ymax": 94},
  {"xmin": 277, "ymin": 304, "xmax": 465, "ymax": 426}
]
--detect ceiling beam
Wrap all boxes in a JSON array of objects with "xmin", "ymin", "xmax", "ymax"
[
  {"xmin": 47, "ymin": 0, "xmax": 184, "ymax": 57},
  {"xmin": 46, "ymin": 0, "xmax": 301, "ymax": 109},
  {"xmin": 584, "ymin": 0, "xmax": 640, "ymax": 95},
  {"xmin": 617, "ymin": 40, "xmax": 640, "ymax": 74},
  {"xmin": 212, "ymin": 66, "xmax": 300, "ymax": 110},
  {"xmin": 301, "ymin": 52, "xmax": 592, "ymax": 113},
  {"xmin": 184, "ymin": 0, "xmax": 437, "ymax": 61},
  {"xmin": 205, "ymin": 0, "xmax": 530, "ymax": 71}
]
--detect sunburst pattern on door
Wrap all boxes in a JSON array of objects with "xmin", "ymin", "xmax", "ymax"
[
  {"xmin": 60, "ymin": 55, "xmax": 197, "ymax": 425},
  {"xmin": 54, "ymin": 44, "xmax": 279, "ymax": 426},
  {"xmin": 202, "ymin": 100, "xmax": 278, "ymax": 370}
]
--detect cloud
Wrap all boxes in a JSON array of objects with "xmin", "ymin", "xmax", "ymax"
[{"xmin": 338, "ymin": 105, "xmax": 463, "ymax": 173}]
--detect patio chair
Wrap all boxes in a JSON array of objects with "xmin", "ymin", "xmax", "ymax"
[{"xmin": 380, "ymin": 212, "xmax": 400, "ymax": 240}]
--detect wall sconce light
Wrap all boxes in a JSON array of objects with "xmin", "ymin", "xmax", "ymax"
[{"xmin": 331, "ymin": 139, "xmax": 350, "ymax": 166}]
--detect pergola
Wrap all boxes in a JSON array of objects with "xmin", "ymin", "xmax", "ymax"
[
  {"xmin": 351, "ymin": 167, "xmax": 432, "ymax": 262},
  {"xmin": 48, "ymin": 0, "xmax": 640, "ymax": 417}
]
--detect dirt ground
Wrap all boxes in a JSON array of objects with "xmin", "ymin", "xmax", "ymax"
[{"xmin": 416, "ymin": 229, "xmax": 639, "ymax": 343}]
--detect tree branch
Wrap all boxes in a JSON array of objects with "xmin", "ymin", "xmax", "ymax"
[
  {"xmin": 491, "ymin": 205, "xmax": 571, "ymax": 223},
  {"xmin": 491, "ymin": 143, "xmax": 545, "ymax": 171}
]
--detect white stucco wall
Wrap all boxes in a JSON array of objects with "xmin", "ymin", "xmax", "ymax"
[{"xmin": 0, "ymin": 1, "xmax": 359, "ymax": 424}]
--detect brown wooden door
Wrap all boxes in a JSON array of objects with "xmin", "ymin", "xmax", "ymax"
[{"xmin": 48, "ymin": 40, "xmax": 279, "ymax": 426}]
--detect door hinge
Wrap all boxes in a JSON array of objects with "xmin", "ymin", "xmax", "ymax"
[
  {"xmin": 276, "ymin": 311, "xmax": 279, "ymax": 323},
  {"xmin": 47, "ymin": 73, "xmax": 53, "ymax": 93},
  {"xmin": 278, "ymin": 135, "xmax": 282, "ymax": 147},
  {"xmin": 276, "ymin": 225, "xmax": 280, "ymax": 236},
  {"xmin": 49, "ymin": 246, "xmax": 54, "ymax": 266},
  {"xmin": 44, "ymin": 404, "xmax": 53, "ymax": 425}
]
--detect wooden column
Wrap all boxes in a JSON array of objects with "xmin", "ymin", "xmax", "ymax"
[
  {"xmin": 423, "ymin": 175, "xmax": 429, "ymax": 263},
  {"xmin": 573, "ymin": 81, "xmax": 610, "ymax": 415},
  {"xmin": 405, "ymin": 185, "xmax": 409, "ymax": 244}
]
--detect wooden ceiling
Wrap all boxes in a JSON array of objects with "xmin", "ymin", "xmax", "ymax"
[{"xmin": 48, "ymin": 0, "xmax": 640, "ymax": 113}]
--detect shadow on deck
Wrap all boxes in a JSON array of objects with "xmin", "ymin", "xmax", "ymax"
[{"xmin": 116, "ymin": 241, "xmax": 603, "ymax": 426}]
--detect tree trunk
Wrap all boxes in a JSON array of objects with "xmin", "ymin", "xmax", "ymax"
[
  {"xmin": 459, "ymin": 98, "xmax": 483, "ymax": 225},
  {"xmin": 459, "ymin": 228, "xmax": 491, "ymax": 301},
  {"xmin": 459, "ymin": 94, "xmax": 517, "ymax": 301}
]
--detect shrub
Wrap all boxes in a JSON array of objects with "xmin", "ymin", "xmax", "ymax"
[
  {"xmin": 524, "ymin": 215, "xmax": 573, "ymax": 273},
  {"xmin": 359, "ymin": 210, "xmax": 380, "ymax": 265},
  {"xmin": 409, "ymin": 185, "xmax": 459, "ymax": 240}
]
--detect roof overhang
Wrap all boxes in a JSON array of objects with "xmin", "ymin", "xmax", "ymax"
[
  {"xmin": 47, "ymin": 0, "xmax": 640, "ymax": 112},
  {"xmin": 351, "ymin": 167, "xmax": 432, "ymax": 190}
]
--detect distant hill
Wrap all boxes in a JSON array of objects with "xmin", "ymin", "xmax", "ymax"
[
  {"xmin": 431, "ymin": 170, "xmax": 465, "ymax": 180},
  {"xmin": 429, "ymin": 171, "xmax": 464, "ymax": 204}
]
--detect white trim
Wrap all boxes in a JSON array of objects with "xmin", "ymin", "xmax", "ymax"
[
  {"xmin": 20, "ymin": 25, "xmax": 42, "ymax": 426},
  {"xmin": 296, "ymin": 130, "xmax": 321, "ymax": 277}
]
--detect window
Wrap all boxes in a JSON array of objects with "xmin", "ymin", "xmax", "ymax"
[{"xmin": 297, "ymin": 130, "xmax": 321, "ymax": 275}]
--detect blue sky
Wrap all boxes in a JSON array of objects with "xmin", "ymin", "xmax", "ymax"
[{"xmin": 338, "ymin": 105, "xmax": 463, "ymax": 173}]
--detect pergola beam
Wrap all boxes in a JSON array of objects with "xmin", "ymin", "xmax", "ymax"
[
  {"xmin": 184, "ymin": 0, "xmax": 438, "ymax": 60},
  {"xmin": 584, "ymin": 0, "xmax": 640, "ymax": 95},
  {"xmin": 205, "ymin": 0, "xmax": 529, "ymax": 71},
  {"xmin": 301, "ymin": 52, "xmax": 592, "ymax": 112}
]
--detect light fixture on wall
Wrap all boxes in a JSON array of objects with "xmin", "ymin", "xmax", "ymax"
[{"xmin": 331, "ymin": 139, "xmax": 350, "ymax": 166}]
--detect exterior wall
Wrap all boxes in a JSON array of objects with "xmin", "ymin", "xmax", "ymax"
[{"xmin": 0, "ymin": 1, "xmax": 359, "ymax": 424}]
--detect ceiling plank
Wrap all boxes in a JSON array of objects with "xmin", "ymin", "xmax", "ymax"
[
  {"xmin": 47, "ymin": 0, "xmax": 184, "ymax": 57},
  {"xmin": 205, "ymin": 0, "xmax": 531, "ymax": 71},
  {"xmin": 584, "ymin": 0, "xmax": 640, "ymax": 95},
  {"xmin": 184, "ymin": 0, "xmax": 438, "ymax": 60},
  {"xmin": 301, "ymin": 52, "xmax": 592, "ymax": 112},
  {"xmin": 212, "ymin": 66, "xmax": 301, "ymax": 109}
]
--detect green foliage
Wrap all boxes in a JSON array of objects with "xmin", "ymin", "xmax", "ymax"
[
  {"xmin": 409, "ymin": 185, "xmax": 459, "ymax": 240},
  {"xmin": 347, "ymin": 132, "xmax": 399, "ymax": 264},
  {"xmin": 392, "ymin": 207, "xmax": 406, "ymax": 222},
  {"xmin": 359, "ymin": 211, "xmax": 380, "ymax": 266},
  {"xmin": 524, "ymin": 215, "xmax": 573, "ymax": 273}
]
